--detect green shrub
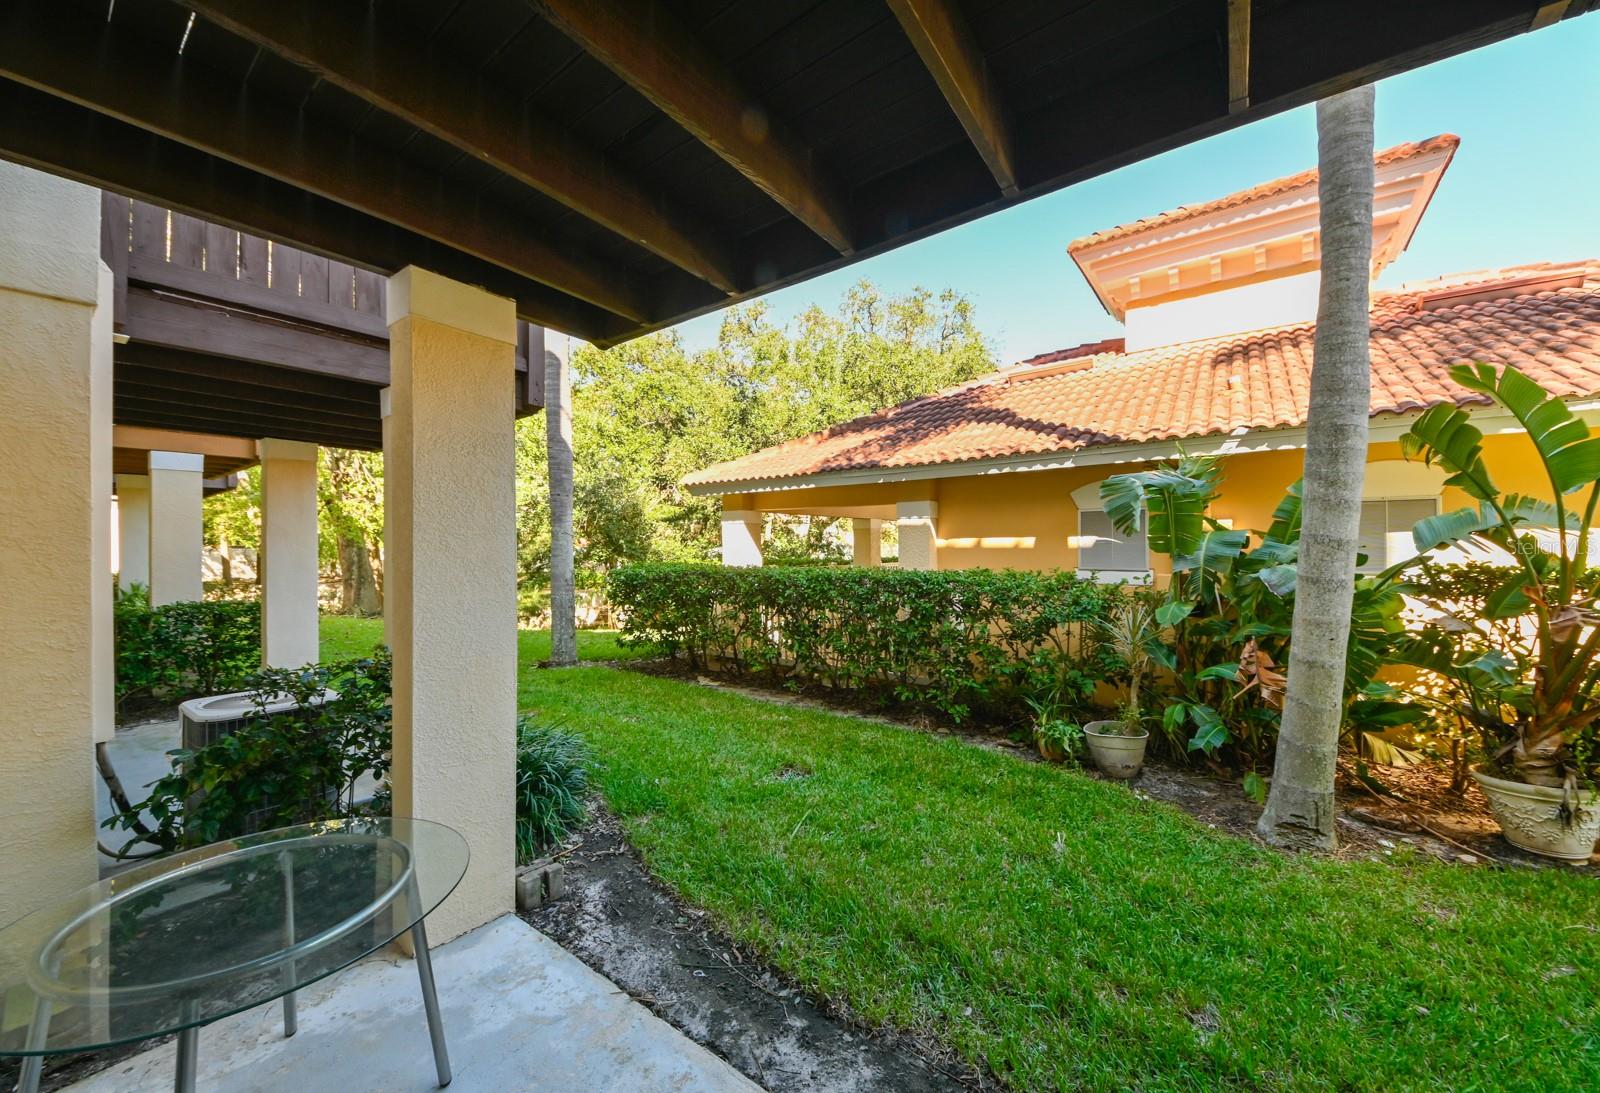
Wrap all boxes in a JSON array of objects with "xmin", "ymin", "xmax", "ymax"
[
  {"xmin": 608, "ymin": 563, "xmax": 1128, "ymax": 724},
  {"xmin": 104, "ymin": 649, "xmax": 392, "ymax": 853},
  {"xmin": 515, "ymin": 717, "xmax": 590, "ymax": 860},
  {"xmin": 114, "ymin": 584, "xmax": 262, "ymax": 711}
]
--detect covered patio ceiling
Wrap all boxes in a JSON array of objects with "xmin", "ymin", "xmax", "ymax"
[{"xmin": 0, "ymin": 0, "xmax": 1589, "ymax": 348}]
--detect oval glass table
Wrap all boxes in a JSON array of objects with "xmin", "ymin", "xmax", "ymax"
[{"xmin": 0, "ymin": 818, "xmax": 467, "ymax": 1093}]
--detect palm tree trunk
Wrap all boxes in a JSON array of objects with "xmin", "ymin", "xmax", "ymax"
[
  {"xmin": 1258, "ymin": 85, "xmax": 1376, "ymax": 850},
  {"xmin": 546, "ymin": 328, "xmax": 578, "ymax": 667}
]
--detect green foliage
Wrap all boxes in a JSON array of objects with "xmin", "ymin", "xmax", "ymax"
[
  {"xmin": 114, "ymin": 585, "xmax": 262, "ymax": 711},
  {"xmin": 1100, "ymin": 455, "xmax": 1413, "ymax": 769},
  {"xmin": 514, "ymin": 717, "xmax": 591, "ymax": 860},
  {"xmin": 609, "ymin": 562, "xmax": 1126, "ymax": 724},
  {"xmin": 1399, "ymin": 363, "xmax": 1600, "ymax": 798},
  {"xmin": 104, "ymin": 651, "xmax": 393, "ymax": 853}
]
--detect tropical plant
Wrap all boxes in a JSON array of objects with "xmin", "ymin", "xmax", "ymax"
[
  {"xmin": 1096, "ymin": 599, "xmax": 1162, "ymax": 734},
  {"xmin": 1396, "ymin": 361, "xmax": 1600, "ymax": 809},
  {"xmin": 515, "ymin": 717, "xmax": 591, "ymax": 859}
]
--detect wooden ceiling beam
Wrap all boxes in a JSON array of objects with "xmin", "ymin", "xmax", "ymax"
[
  {"xmin": 1227, "ymin": 0, "xmax": 1251, "ymax": 114},
  {"xmin": 886, "ymin": 0, "xmax": 1019, "ymax": 196},
  {"xmin": 533, "ymin": 0, "xmax": 856, "ymax": 255},
  {"xmin": 0, "ymin": 81, "xmax": 633, "ymax": 344},
  {"xmin": 186, "ymin": 0, "xmax": 742, "ymax": 296},
  {"xmin": 0, "ymin": 3, "xmax": 649, "ymax": 323},
  {"xmin": 1529, "ymin": 2, "xmax": 1574, "ymax": 30}
]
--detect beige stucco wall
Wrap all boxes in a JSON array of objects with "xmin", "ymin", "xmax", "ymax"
[
  {"xmin": 258, "ymin": 438, "xmax": 321, "ymax": 668},
  {"xmin": 385, "ymin": 267, "xmax": 518, "ymax": 945},
  {"xmin": 147, "ymin": 450, "xmax": 205, "ymax": 605},
  {"xmin": 0, "ymin": 164, "xmax": 112, "ymax": 931},
  {"xmin": 723, "ymin": 432, "xmax": 1553, "ymax": 575}
]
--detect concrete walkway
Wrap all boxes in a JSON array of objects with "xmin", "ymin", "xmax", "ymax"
[
  {"xmin": 66, "ymin": 915, "xmax": 760, "ymax": 1092},
  {"xmin": 95, "ymin": 719, "xmax": 180, "ymax": 870}
]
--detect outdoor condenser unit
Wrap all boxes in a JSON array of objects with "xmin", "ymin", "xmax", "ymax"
[{"xmin": 178, "ymin": 689, "xmax": 335, "ymax": 751}]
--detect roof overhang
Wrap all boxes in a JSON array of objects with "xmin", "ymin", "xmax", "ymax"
[{"xmin": 685, "ymin": 400, "xmax": 1600, "ymax": 497}]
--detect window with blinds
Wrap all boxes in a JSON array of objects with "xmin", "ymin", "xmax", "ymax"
[
  {"xmin": 1077, "ymin": 509, "xmax": 1150, "ymax": 578},
  {"xmin": 1357, "ymin": 497, "xmax": 1438, "ymax": 572}
]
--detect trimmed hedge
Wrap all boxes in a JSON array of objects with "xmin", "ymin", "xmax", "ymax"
[
  {"xmin": 608, "ymin": 563, "xmax": 1130, "ymax": 724},
  {"xmin": 114, "ymin": 585, "xmax": 262, "ymax": 711}
]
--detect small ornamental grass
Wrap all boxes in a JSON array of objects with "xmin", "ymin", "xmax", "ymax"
[{"xmin": 515, "ymin": 716, "xmax": 590, "ymax": 861}]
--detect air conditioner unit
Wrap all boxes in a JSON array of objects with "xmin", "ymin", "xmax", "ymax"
[{"xmin": 178, "ymin": 688, "xmax": 336, "ymax": 752}]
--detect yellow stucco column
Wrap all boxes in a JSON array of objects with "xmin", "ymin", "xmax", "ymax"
[
  {"xmin": 896, "ymin": 501, "xmax": 939, "ymax": 570},
  {"xmin": 851, "ymin": 518, "xmax": 882, "ymax": 567},
  {"xmin": 0, "ymin": 163, "xmax": 113, "ymax": 929},
  {"xmin": 385, "ymin": 266, "xmax": 517, "ymax": 944},
  {"xmin": 258, "ymin": 438, "xmax": 321, "ymax": 668},
  {"xmin": 115, "ymin": 473, "xmax": 151, "ymax": 590},
  {"xmin": 720, "ymin": 509, "xmax": 764, "ymax": 566},
  {"xmin": 147, "ymin": 450, "xmax": 205, "ymax": 605}
]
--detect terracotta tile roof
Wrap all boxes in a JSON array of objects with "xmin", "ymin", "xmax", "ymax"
[
  {"xmin": 1067, "ymin": 135, "xmax": 1460, "ymax": 252},
  {"xmin": 684, "ymin": 261, "xmax": 1600, "ymax": 491}
]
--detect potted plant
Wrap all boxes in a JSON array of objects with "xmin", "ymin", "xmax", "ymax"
[
  {"xmin": 1399, "ymin": 363, "xmax": 1600, "ymax": 859},
  {"xmin": 1033, "ymin": 718, "xmax": 1083, "ymax": 763},
  {"xmin": 1086, "ymin": 599, "xmax": 1160, "ymax": 778}
]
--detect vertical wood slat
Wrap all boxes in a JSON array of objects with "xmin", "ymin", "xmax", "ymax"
[
  {"xmin": 131, "ymin": 201, "xmax": 166, "ymax": 262},
  {"xmin": 169, "ymin": 212, "xmax": 207, "ymax": 271},
  {"xmin": 353, "ymin": 268, "xmax": 383, "ymax": 315},
  {"xmin": 269, "ymin": 242, "xmax": 302, "ymax": 296},
  {"xmin": 240, "ymin": 233, "xmax": 269, "ymax": 287},
  {"xmin": 300, "ymin": 253, "xmax": 329, "ymax": 305},
  {"xmin": 204, "ymin": 222, "xmax": 238, "ymax": 279},
  {"xmin": 328, "ymin": 261, "xmax": 355, "ymax": 309}
]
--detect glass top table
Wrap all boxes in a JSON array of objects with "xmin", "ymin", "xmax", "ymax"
[{"xmin": 0, "ymin": 817, "xmax": 468, "ymax": 1093}]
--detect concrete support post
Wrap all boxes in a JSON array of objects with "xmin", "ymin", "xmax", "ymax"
[
  {"xmin": 720, "ymin": 510, "xmax": 764, "ymax": 567},
  {"xmin": 380, "ymin": 387, "xmax": 393, "ymax": 648},
  {"xmin": 851, "ymin": 518, "xmax": 882, "ymax": 567},
  {"xmin": 115, "ymin": 473, "xmax": 151, "ymax": 590},
  {"xmin": 0, "ymin": 163, "xmax": 112, "ymax": 928},
  {"xmin": 896, "ymin": 501, "xmax": 940, "ymax": 570},
  {"xmin": 147, "ymin": 450, "xmax": 205, "ymax": 605},
  {"xmin": 385, "ymin": 266, "xmax": 517, "ymax": 944},
  {"xmin": 258, "ymin": 438, "xmax": 321, "ymax": 668}
]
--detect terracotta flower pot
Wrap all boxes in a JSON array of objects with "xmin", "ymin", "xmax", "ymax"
[
  {"xmin": 1084, "ymin": 720, "xmax": 1148, "ymax": 780},
  {"xmin": 1036, "ymin": 736, "xmax": 1067, "ymax": 762},
  {"xmin": 1472, "ymin": 766, "xmax": 1600, "ymax": 861}
]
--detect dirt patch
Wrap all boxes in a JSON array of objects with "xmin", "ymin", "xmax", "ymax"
[{"xmin": 523, "ymin": 806, "xmax": 991, "ymax": 1093}]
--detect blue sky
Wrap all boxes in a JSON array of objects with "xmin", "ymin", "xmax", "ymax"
[{"xmin": 670, "ymin": 16, "xmax": 1600, "ymax": 366}]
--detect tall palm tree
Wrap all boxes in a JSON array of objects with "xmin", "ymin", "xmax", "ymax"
[
  {"xmin": 1258, "ymin": 85, "xmax": 1376, "ymax": 849},
  {"xmin": 546, "ymin": 328, "xmax": 578, "ymax": 667}
]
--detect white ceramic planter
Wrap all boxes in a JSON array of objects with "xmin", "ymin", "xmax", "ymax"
[
  {"xmin": 1471, "ymin": 767, "xmax": 1600, "ymax": 861},
  {"xmin": 1084, "ymin": 720, "xmax": 1148, "ymax": 780}
]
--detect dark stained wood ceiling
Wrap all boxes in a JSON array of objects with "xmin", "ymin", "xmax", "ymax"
[{"xmin": 0, "ymin": 0, "xmax": 1590, "ymax": 348}]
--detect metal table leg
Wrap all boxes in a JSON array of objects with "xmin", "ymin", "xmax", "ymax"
[
  {"xmin": 173, "ymin": 1000, "xmax": 200, "ymax": 1093},
  {"xmin": 281, "ymin": 851, "xmax": 297, "ymax": 1038},
  {"xmin": 15, "ymin": 995, "xmax": 50, "ymax": 1093},
  {"xmin": 409, "ymin": 914, "xmax": 451, "ymax": 1088}
]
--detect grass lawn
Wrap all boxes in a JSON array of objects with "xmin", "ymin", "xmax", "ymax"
[
  {"xmin": 317, "ymin": 614, "xmax": 647, "ymax": 670},
  {"xmin": 522, "ymin": 666, "xmax": 1600, "ymax": 1092}
]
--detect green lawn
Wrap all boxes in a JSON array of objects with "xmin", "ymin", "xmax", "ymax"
[
  {"xmin": 317, "ymin": 614, "xmax": 648, "ymax": 670},
  {"xmin": 521, "ymin": 666, "xmax": 1600, "ymax": 1092}
]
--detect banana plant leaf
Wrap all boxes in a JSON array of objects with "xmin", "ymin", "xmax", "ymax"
[{"xmin": 1451, "ymin": 362, "xmax": 1600, "ymax": 496}]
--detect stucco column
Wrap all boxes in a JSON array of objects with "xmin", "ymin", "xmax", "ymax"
[
  {"xmin": 0, "ymin": 163, "xmax": 113, "ymax": 930},
  {"xmin": 896, "ymin": 501, "xmax": 940, "ymax": 570},
  {"xmin": 720, "ymin": 509, "xmax": 764, "ymax": 567},
  {"xmin": 852, "ymin": 518, "xmax": 882, "ymax": 567},
  {"xmin": 147, "ymin": 450, "xmax": 205, "ymax": 605},
  {"xmin": 380, "ymin": 386, "xmax": 393, "ymax": 648},
  {"xmin": 385, "ymin": 266, "xmax": 517, "ymax": 944},
  {"xmin": 258, "ymin": 438, "xmax": 321, "ymax": 668},
  {"xmin": 115, "ymin": 473, "xmax": 151, "ymax": 590}
]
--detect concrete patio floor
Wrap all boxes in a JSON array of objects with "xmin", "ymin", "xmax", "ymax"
[{"xmin": 66, "ymin": 914, "xmax": 759, "ymax": 1092}]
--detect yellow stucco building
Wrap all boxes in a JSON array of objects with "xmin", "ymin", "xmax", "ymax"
[{"xmin": 687, "ymin": 137, "xmax": 1600, "ymax": 575}]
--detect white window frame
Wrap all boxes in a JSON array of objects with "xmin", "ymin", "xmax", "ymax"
[
  {"xmin": 1356, "ymin": 495, "xmax": 1441, "ymax": 574},
  {"xmin": 1071, "ymin": 480, "xmax": 1152, "ymax": 585}
]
